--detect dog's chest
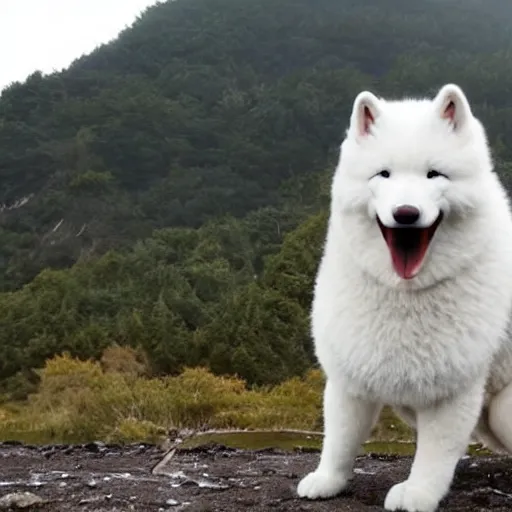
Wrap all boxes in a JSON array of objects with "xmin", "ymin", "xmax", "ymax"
[{"xmin": 313, "ymin": 279, "xmax": 504, "ymax": 407}]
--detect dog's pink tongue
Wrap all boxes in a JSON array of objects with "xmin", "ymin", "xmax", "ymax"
[{"xmin": 386, "ymin": 230, "xmax": 430, "ymax": 280}]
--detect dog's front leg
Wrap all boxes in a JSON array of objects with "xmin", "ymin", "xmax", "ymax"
[
  {"xmin": 384, "ymin": 377, "xmax": 486, "ymax": 512},
  {"xmin": 297, "ymin": 378, "xmax": 379, "ymax": 499}
]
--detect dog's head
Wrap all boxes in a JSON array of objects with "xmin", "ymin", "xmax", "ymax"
[{"xmin": 332, "ymin": 84, "xmax": 499, "ymax": 288}]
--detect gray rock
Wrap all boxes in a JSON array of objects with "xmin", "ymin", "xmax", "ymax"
[{"xmin": 0, "ymin": 491, "xmax": 46, "ymax": 509}]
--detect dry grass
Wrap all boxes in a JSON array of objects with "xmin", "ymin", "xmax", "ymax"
[{"xmin": 0, "ymin": 348, "xmax": 412, "ymax": 445}]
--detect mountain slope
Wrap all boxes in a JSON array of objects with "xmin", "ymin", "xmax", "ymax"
[
  {"xmin": 1, "ymin": 0, "xmax": 512, "ymax": 289},
  {"xmin": 2, "ymin": 0, "xmax": 512, "ymax": 391}
]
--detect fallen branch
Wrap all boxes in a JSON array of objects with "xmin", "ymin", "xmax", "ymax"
[
  {"xmin": 152, "ymin": 428, "xmax": 323, "ymax": 475},
  {"xmin": 151, "ymin": 448, "xmax": 177, "ymax": 475}
]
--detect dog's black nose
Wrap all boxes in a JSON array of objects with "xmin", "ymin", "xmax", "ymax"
[{"xmin": 393, "ymin": 205, "xmax": 420, "ymax": 225}]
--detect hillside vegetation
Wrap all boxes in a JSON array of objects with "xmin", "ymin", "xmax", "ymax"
[{"xmin": 1, "ymin": 0, "xmax": 512, "ymax": 441}]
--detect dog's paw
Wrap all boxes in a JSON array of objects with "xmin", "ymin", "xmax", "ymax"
[
  {"xmin": 297, "ymin": 470, "xmax": 348, "ymax": 500},
  {"xmin": 384, "ymin": 480, "xmax": 440, "ymax": 512}
]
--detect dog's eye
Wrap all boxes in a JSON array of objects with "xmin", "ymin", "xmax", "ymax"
[
  {"xmin": 377, "ymin": 170, "xmax": 390, "ymax": 178},
  {"xmin": 427, "ymin": 170, "xmax": 446, "ymax": 179}
]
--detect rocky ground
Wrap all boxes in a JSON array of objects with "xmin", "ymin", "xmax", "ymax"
[{"xmin": 0, "ymin": 442, "xmax": 511, "ymax": 511}]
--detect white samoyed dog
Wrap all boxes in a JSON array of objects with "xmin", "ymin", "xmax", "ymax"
[{"xmin": 297, "ymin": 84, "xmax": 512, "ymax": 512}]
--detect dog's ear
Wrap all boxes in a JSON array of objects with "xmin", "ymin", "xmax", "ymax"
[
  {"xmin": 350, "ymin": 91, "xmax": 381, "ymax": 138},
  {"xmin": 434, "ymin": 84, "xmax": 472, "ymax": 131}
]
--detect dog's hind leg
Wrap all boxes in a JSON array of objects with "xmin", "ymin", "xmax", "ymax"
[
  {"xmin": 472, "ymin": 407, "xmax": 508, "ymax": 453},
  {"xmin": 488, "ymin": 382, "xmax": 512, "ymax": 454}
]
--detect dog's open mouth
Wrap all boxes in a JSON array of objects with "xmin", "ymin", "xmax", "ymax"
[{"xmin": 377, "ymin": 213, "xmax": 443, "ymax": 279}]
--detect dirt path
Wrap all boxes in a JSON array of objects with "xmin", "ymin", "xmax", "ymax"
[{"xmin": 0, "ymin": 442, "xmax": 511, "ymax": 511}]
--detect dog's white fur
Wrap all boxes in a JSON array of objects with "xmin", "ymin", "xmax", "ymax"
[{"xmin": 297, "ymin": 84, "xmax": 512, "ymax": 512}]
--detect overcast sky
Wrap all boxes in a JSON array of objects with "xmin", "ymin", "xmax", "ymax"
[{"xmin": 1, "ymin": 0, "xmax": 159, "ymax": 92}]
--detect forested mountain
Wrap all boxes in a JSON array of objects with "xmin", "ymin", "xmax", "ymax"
[{"xmin": 1, "ymin": 0, "xmax": 512, "ymax": 393}]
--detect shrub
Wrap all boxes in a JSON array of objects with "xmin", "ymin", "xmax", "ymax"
[{"xmin": 0, "ymin": 349, "xmax": 410, "ymax": 445}]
